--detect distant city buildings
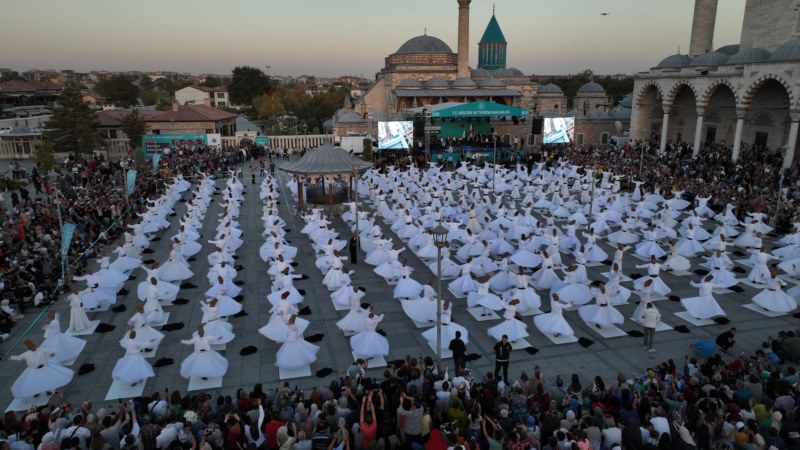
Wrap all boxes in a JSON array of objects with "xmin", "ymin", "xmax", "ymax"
[{"xmin": 175, "ymin": 85, "xmax": 231, "ymax": 108}]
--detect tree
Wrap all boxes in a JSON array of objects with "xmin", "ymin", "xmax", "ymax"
[
  {"xmin": 120, "ymin": 109, "xmax": 148, "ymax": 151},
  {"xmin": 362, "ymin": 138, "xmax": 373, "ymax": 162},
  {"xmin": 95, "ymin": 75, "xmax": 140, "ymax": 107},
  {"xmin": 133, "ymin": 147, "xmax": 146, "ymax": 171},
  {"xmin": 155, "ymin": 77, "xmax": 177, "ymax": 96},
  {"xmin": 252, "ymin": 94, "xmax": 287, "ymax": 120},
  {"xmin": 0, "ymin": 71, "xmax": 24, "ymax": 83},
  {"xmin": 33, "ymin": 141, "xmax": 56, "ymax": 172},
  {"xmin": 305, "ymin": 89, "xmax": 347, "ymax": 132},
  {"xmin": 138, "ymin": 76, "xmax": 159, "ymax": 105},
  {"xmin": 43, "ymin": 87, "xmax": 104, "ymax": 158},
  {"xmin": 229, "ymin": 66, "xmax": 269, "ymax": 106},
  {"xmin": 200, "ymin": 77, "xmax": 222, "ymax": 87}
]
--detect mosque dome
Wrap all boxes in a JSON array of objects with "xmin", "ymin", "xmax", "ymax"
[
  {"xmin": 619, "ymin": 93, "xmax": 633, "ymax": 108},
  {"xmin": 725, "ymin": 47, "xmax": 771, "ymax": 65},
  {"xmin": 478, "ymin": 77, "xmax": 506, "ymax": 88},
  {"xmin": 397, "ymin": 78, "xmax": 424, "ymax": 88},
  {"xmin": 470, "ymin": 68, "xmax": 492, "ymax": 78},
  {"xmin": 451, "ymin": 77, "xmax": 477, "ymax": 88},
  {"xmin": 715, "ymin": 44, "xmax": 740, "ymax": 56},
  {"xmin": 396, "ymin": 35, "xmax": 454, "ymax": 55},
  {"xmin": 424, "ymin": 77, "xmax": 451, "ymax": 88},
  {"xmin": 688, "ymin": 51, "xmax": 729, "ymax": 67},
  {"xmin": 770, "ymin": 37, "xmax": 800, "ymax": 62},
  {"xmin": 538, "ymin": 83, "xmax": 563, "ymax": 94},
  {"xmin": 493, "ymin": 68, "xmax": 525, "ymax": 77},
  {"xmin": 577, "ymin": 81, "xmax": 606, "ymax": 94},
  {"xmin": 337, "ymin": 110, "xmax": 363, "ymax": 123},
  {"xmin": 656, "ymin": 54, "xmax": 691, "ymax": 69}
]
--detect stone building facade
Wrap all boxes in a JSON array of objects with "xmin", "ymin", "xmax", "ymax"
[{"xmin": 630, "ymin": 0, "xmax": 800, "ymax": 169}]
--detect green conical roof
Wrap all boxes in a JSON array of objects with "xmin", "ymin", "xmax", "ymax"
[{"xmin": 479, "ymin": 14, "xmax": 506, "ymax": 44}]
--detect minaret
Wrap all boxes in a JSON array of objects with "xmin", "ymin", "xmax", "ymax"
[
  {"xmin": 688, "ymin": 0, "xmax": 719, "ymax": 57},
  {"xmin": 457, "ymin": 0, "xmax": 472, "ymax": 78}
]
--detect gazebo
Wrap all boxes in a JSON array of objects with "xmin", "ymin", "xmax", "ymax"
[{"xmin": 281, "ymin": 145, "xmax": 373, "ymax": 213}]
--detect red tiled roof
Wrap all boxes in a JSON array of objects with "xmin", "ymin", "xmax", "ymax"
[
  {"xmin": 96, "ymin": 108, "xmax": 159, "ymax": 127},
  {"xmin": 147, "ymin": 104, "xmax": 236, "ymax": 122},
  {"xmin": 0, "ymin": 80, "xmax": 63, "ymax": 93}
]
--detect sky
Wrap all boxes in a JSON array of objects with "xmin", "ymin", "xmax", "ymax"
[{"xmin": 2, "ymin": 0, "xmax": 748, "ymax": 78}]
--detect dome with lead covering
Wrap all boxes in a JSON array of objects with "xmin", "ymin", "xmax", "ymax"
[
  {"xmin": 451, "ymin": 77, "xmax": 477, "ymax": 88},
  {"xmin": 770, "ymin": 37, "xmax": 800, "ymax": 62},
  {"xmin": 578, "ymin": 81, "xmax": 606, "ymax": 94},
  {"xmin": 538, "ymin": 83, "xmax": 562, "ymax": 94},
  {"xmin": 656, "ymin": 54, "xmax": 691, "ymax": 69},
  {"xmin": 478, "ymin": 77, "xmax": 506, "ymax": 88},
  {"xmin": 396, "ymin": 35, "xmax": 454, "ymax": 55},
  {"xmin": 424, "ymin": 77, "xmax": 450, "ymax": 88},
  {"xmin": 715, "ymin": 44, "xmax": 740, "ymax": 56},
  {"xmin": 725, "ymin": 47, "xmax": 771, "ymax": 65},
  {"xmin": 471, "ymin": 68, "xmax": 492, "ymax": 78},
  {"xmin": 397, "ymin": 78, "xmax": 424, "ymax": 88},
  {"xmin": 493, "ymin": 67, "xmax": 525, "ymax": 77},
  {"xmin": 688, "ymin": 51, "xmax": 729, "ymax": 67}
]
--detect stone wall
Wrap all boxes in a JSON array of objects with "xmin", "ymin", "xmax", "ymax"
[{"xmin": 740, "ymin": 0, "xmax": 799, "ymax": 52}]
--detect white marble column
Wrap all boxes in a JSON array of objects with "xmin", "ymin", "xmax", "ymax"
[
  {"xmin": 783, "ymin": 112, "xmax": 800, "ymax": 169},
  {"xmin": 659, "ymin": 106, "xmax": 671, "ymax": 154},
  {"xmin": 732, "ymin": 108, "xmax": 746, "ymax": 162},
  {"xmin": 692, "ymin": 107, "xmax": 705, "ymax": 157}
]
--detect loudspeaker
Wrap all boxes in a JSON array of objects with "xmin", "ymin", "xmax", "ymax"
[
  {"xmin": 413, "ymin": 119, "xmax": 425, "ymax": 138},
  {"xmin": 531, "ymin": 118, "xmax": 544, "ymax": 135}
]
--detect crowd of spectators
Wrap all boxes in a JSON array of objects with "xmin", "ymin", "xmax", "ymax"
[
  {"xmin": 2, "ymin": 141, "xmax": 800, "ymax": 449},
  {"xmin": 4, "ymin": 324, "xmax": 800, "ymax": 450},
  {"xmin": 0, "ymin": 144, "xmax": 252, "ymax": 343},
  {"xmin": 542, "ymin": 141, "xmax": 800, "ymax": 231}
]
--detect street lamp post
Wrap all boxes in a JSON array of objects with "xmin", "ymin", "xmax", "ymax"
[
  {"xmin": 367, "ymin": 106, "xmax": 374, "ymax": 142},
  {"xmin": 431, "ymin": 223, "xmax": 449, "ymax": 372},
  {"xmin": 772, "ymin": 170, "xmax": 786, "ymax": 229},
  {"xmin": 353, "ymin": 166, "xmax": 360, "ymax": 253},
  {"xmin": 588, "ymin": 167, "xmax": 596, "ymax": 228},
  {"xmin": 54, "ymin": 189, "xmax": 65, "ymax": 282},
  {"xmin": 492, "ymin": 129, "xmax": 497, "ymax": 193},
  {"xmin": 265, "ymin": 66, "xmax": 274, "ymax": 134}
]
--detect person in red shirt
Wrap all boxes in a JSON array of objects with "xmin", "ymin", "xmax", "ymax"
[
  {"xmin": 224, "ymin": 414, "xmax": 243, "ymax": 450},
  {"xmin": 359, "ymin": 391, "xmax": 378, "ymax": 450},
  {"xmin": 264, "ymin": 410, "xmax": 285, "ymax": 450}
]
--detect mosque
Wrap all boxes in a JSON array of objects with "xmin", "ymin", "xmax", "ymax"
[
  {"xmin": 332, "ymin": 1, "xmax": 626, "ymax": 149},
  {"xmin": 631, "ymin": 0, "xmax": 800, "ymax": 169},
  {"xmin": 355, "ymin": 2, "xmax": 535, "ymax": 115}
]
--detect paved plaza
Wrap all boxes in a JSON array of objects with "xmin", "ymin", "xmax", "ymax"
[{"xmin": 0, "ymin": 157, "xmax": 797, "ymax": 411}]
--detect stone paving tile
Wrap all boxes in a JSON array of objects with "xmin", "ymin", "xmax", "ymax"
[{"xmin": 1, "ymin": 159, "xmax": 797, "ymax": 409}]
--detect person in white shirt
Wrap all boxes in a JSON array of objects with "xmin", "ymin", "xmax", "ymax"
[
  {"xmin": 64, "ymin": 415, "xmax": 92, "ymax": 450},
  {"xmin": 641, "ymin": 303, "xmax": 662, "ymax": 353},
  {"xmin": 601, "ymin": 422, "xmax": 622, "ymax": 448},
  {"xmin": 148, "ymin": 391, "xmax": 169, "ymax": 418},
  {"xmin": 119, "ymin": 400, "xmax": 141, "ymax": 450},
  {"xmin": 155, "ymin": 417, "xmax": 181, "ymax": 449}
]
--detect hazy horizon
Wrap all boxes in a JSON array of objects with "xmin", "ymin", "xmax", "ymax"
[{"xmin": 3, "ymin": 0, "xmax": 747, "ymax": 78}]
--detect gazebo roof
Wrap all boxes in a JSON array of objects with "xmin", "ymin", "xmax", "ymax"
[{"xmin": 282, "ymin": 145, "xmax": 372, "ymax": 175}]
